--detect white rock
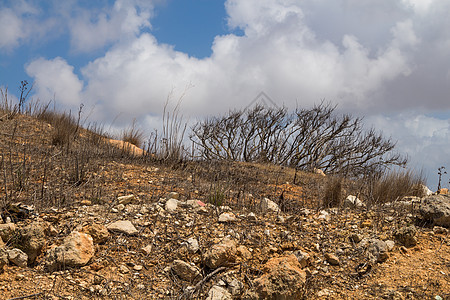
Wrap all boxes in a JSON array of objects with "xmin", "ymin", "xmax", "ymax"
[
  {"xmin": 344, "ymin": 195, "xmax": 364, "ymax": 208},
  {"xmin": 165, "ymin": 199, "xmax": 179, "ymax": 213},
  {"xmin": 218, "ymin": 212, "xmax": 236, "ymax": 223},
  {"xmin": 186, "ymin": 238, "xmax": 199, "ymax": 253},
  {"xmin": 260, "ymin": 198, "xmax": 279, "ymax": 213},
  {"xmin": 107, "ymin": 220, "xmax": 138, "ymax": 235}
]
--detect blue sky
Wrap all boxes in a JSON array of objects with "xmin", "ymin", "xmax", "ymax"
[{"xmin": 1, "ymin": 0, "xmax": 450, "ymax": 188}]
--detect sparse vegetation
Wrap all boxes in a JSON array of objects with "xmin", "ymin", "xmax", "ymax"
[{"xmin": 0, "ymin": 83, "xmax": 447, "ymax": 300}]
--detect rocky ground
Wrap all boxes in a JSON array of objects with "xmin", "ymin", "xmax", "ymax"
[{"xmin": 0, "ymin": 114, "xmax": 449, "ymax": 299}]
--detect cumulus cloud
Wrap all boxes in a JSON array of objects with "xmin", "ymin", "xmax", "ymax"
[
  {"xmin": 26, "ymin": 57, "xmax": 83, "ymax": 107},
  {"xmin": 0, "ymin": 2, "xmax": 56, "ymax": 52},
  {"xmin": 367, "ymin": 113, "xmax": 450, "ymax": 185},
  {"xmin": 68, "ymin": 0, "xmax": 155, "ymax": 53}
]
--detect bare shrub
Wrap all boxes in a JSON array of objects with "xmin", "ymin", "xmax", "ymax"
[
  {"xmin": 322, "ymin": 176, "xmax": 343, "ymax": 208},
  {"xmin": 191, "ymin": 101, "xmax": 407, "ymax": 177}
]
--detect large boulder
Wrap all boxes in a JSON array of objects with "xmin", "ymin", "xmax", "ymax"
[
  {"xmin": 45, "ymin": 231, "xmax": 94, "ymax": 272},
  {"xmin": 203, "ymin": 238, "xmax": 237, "ymax": 269},
  {"xmin": 418, "ymin": 195, "xmax": 450, "ymax": 227},
  {"xmin": 244, "ymin": 254, "xmax": 306, "ymax": 300}
]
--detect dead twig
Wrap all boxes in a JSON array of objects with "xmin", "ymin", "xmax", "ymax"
[{"xmin": 8, "ymin": 292, "xmax": 44, "ymax": 300}]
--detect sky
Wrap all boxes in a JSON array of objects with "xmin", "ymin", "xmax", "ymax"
[{"xmin": 0, "ymin": 0, "xmax": 449, "ymax": 188}]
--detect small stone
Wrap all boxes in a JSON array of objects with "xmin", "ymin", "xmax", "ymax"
[
  {"xmin": 218, "ymin": 212, "xmax": 236, "ymax": 223},
  {"xmin": 165, "ymin": 199, "xmax": 179, "ymax": 213},
  {"xmin": 119, "ymin": 264, "xmax": 130, "ymax": 273},
  {"xmin": 118, "ymin": 195, "xmax": 135, "ymax": 205},
  {"xmin": 7, "ymin": 248, "xmax": 28, "ymax": 268},
  {"xmin": 80, "ymin": 200, "xmax": 92, "ymax": 206},
  {"xmin": 247, "ymin": 212, "xmax": 257, "ymax": 221},
  {"xmin": 116, "ymin": 204, "xmax": 125, "ymax": 211},
  {"xmin": 324, "ymin": 253, "xmax": 340, "ymax": 266},
  {"xmin": 206, "ymin": 285, "xmax": 232, "ymax": 300},
  {"xmin": 186, "ymin": 238, "xmax": 199, "ymax": 253},
  {"xmin": 141, "ymin": 244, "xmax": 152, "ymax": 255},
  {"xmin": 172, "ymin": 260, "xmax": 202, "ymax": 282},
  {"xmin": 133, "ymin": 265, "xmax": 143, "ymax": 271},
  {"xmin": 293, "ymin": 250, "xmax": 311, "ymax": 268},
  {"xmin": 107, "ymin": 220, "xmax": 138, "ymax": 235},
  {"xmin": 204, "ymin": 238, "xmax": 237, "ymax": 269},
  {"xmin": 82, "ymin": 223, "xmax": 109, "ymax": 244}
]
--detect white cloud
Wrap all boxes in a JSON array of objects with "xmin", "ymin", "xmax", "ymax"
[
  {"xmin": 0, "ymin": 1, "xmax": 58, "ymax": 52},
  {"xmin": 68, "ymin": 0, "xmax": 155, "ymax": 53},
  {"xmin": 367, "ymin": 113, "xmax": 450, "ymax": 185},
  {"xmin": 0, "ymin": 8, "xmax": 25, "ymax": 51},
  {"xmin": 25, "ymin": 57, "xmax": 83, "ymax": 107}
]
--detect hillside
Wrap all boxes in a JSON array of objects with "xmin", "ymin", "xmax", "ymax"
[{"xmin": 0, "ymin": 112, "xmax": 449, "ymax": 299}]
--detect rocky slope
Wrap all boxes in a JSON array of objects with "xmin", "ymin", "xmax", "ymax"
[{"xmin": 0, "ymin": 114, "xmax": 449, "ymax": 299}]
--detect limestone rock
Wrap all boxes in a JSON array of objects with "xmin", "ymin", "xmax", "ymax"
[
  {"xmin": 141, "ymin": 244, "xmax": 152, "ymax": 255},
  {"xmin": 206, "ymin": 285, "xmax": 232, "ymax": 300},
  {"xmin": 419, "ymin": 195, "xmax": 450, "ymax": 227},
  {"xmin": 45, "ymin": 231, "xmax": 94, "ymax": 272},
  {"xmin": 107, "ymin": 220, "xmax": 138, "ymax": 235},
  {"xmin": 246, "ymin": 254, "xmax": 306, "ymax": 299},
  {"xmin": 185, "ymin": 237, "xmax": 199, "ymax": 253},
  {"xmin": 165, "ymin": 199, "xmax": 179, "ymax": 213},
  {"xmin": 344, "ymin": 195, "xmax": 364, "ymax": 208},
  {"xmin": 366, "ymin": 239, "xmax": 389, "ymax": 263},
  {"xmin": 82, "ymin": 223, "xmax": 109, "ymax": 244},
  {"xmin": 7, "ymin": 248, "xmax": 28, "ymax": 268},
  {"xmin": 438, "ymin": 188, "xmax": 449, "ymax": 195},
  {"xmin": 393, "ymin": 225, "xmax": 417, "ymax": 247},
  {"xmin": 0, "ymin": 223, "xmax": 17, "ymax": 242},
  {"xmin": 204, "ymin": 238, "xmax": 237, "ymax": 269},
  {"xmin": 218, "ymin": 212, "xmax": 236, "ymax": 223},
  {"xmin": 18, "ymin": 222, "xmax": 46, "ymax": 265},
  {"xmin": 171, "ymin": 259, "xmax": 202, "ymax": 282},
  {"xmin": 260, "ymin": 198, "xmax": 279, "ymax": 213},
  {"xmin": 247, "ymin": 212, "xmax": 257, "ymax": 221}
]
